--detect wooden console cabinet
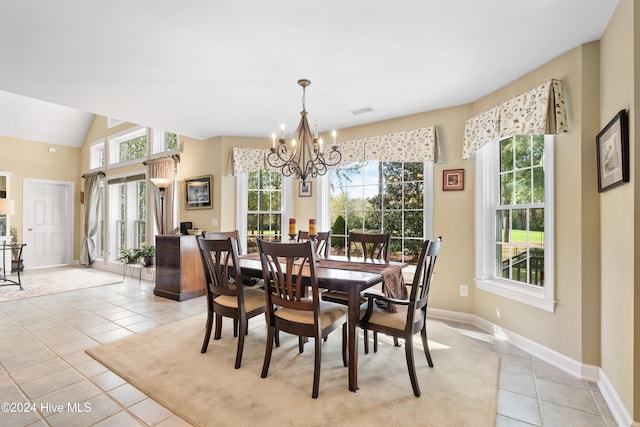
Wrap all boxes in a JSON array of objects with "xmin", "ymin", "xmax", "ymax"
[{"xmin": 154, "ymin": 235, "xmax": 206, "ymax": 301}]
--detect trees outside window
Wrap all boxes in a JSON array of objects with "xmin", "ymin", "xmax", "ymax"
[
  {"xmin": 246, "ymin": 169, "xmax": 283, "ymax": 253},
  {"xmin": 330, "ymin": 161, "xmax": 426, "ymax": 264}
]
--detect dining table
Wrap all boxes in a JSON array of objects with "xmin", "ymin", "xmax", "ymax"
[{"xmin": 238, "ymin": 252, "xmax": 406, "ymax": 392}]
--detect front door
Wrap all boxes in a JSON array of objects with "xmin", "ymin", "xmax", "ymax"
[{"xmin": 22, "ymin": 179, "xmax": 74, "ymax": 268}]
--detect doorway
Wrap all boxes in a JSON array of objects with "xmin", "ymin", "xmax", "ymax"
[{"xmin": 22, "ymin": 179, "xmax": 74, "ymax": 268}]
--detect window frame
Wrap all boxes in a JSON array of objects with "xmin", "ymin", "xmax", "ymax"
[
  {"xmin": 322, "ymin": 161, "xmax": 434, "ymax": 266},
  {"xmin": 107, "ymin": 126, "xmax": 148, "ymax": 167},
  {"xmin": 150, "ymin": 129, "xmax": 179, "ymax": 155},
  {"xmin": 89, "ymin": 139, "xmax": 105, "ymax": 171},
  {"xmin": 236, "ymin": 170, "xmax": 292, "ymax": 254},
  {"xmin": 475, "ymin": 135, "xmax": 555, "ymax": 312}
]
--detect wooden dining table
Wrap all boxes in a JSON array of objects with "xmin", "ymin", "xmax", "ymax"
[{"xmin": 238, "ymin": 253, "xmax": 405, "ymax": 392}]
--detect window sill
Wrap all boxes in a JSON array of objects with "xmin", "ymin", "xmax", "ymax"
[{"xmin": 476, "ymin": 277, "xmax": 555, "ymax": 312}]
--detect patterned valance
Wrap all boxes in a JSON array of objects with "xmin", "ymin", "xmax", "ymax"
[
  {"xmin": 462, "ymin": 79, "xmax": 568, "ymax": 160},
  {"xmin": 228, "ymin": 126, "xmax": 440, "ymax": 175}
]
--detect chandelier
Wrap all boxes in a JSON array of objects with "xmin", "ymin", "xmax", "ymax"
[{"xmin": 266, "ymin": 79, "xmax": 342, "ymax": 183}]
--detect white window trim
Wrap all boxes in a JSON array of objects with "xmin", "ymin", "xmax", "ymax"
[
  {"xmin": 107, "ymin": 126, "xmax": 148, "ymax": 167},
  {"xmin": 150, "ymin": 129, "xmax": 180, "ymax": 155},
  {"xmin": 88, "ymin": 138, "xmax": 105, "ymax": 171},
  {"xmin": 236, "ymin": 172, "xmax": 292, "ymax": 254},
  {"xmin": 475, "ymin": 136, "xmax": 555, "ymax": 312},
  {"xmin": 320, "ymin": 161, "xmax": 434, "ymax": 268}
]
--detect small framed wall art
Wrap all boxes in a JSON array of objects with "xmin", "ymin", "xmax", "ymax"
[
  {"xmin": 185, "ymin": 175, "xmax": 213, "ymax": 209},
  {"xmin": 596, "ymin": 109, "xmax": 629, "ymax": 192},
  {"xmin": 443, "ymin": 169, "xmax": 464, "ymax": 191},
  {"xmin": 299, "ymin": 181, "xmax": 312, "ymax": 197}
]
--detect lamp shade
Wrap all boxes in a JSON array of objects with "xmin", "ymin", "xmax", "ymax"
[
  {"xmin": 150, "ymin": 178, "xmax": 172, "ymax": 189},
  {"xmin": 0, "ymin": 198, "xmax": 15, "ymax": 215}
]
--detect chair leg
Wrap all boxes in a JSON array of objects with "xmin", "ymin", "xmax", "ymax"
[
  {"xmin": 261, "ymin": 326, "xmax": 276, "ymax": 379},
  {"xmin": 312, "ymin": 335, "xmax": 321, "ymax": 398},
  {"xmin": 233, "ymin": 318, "xmax": 239, "ymax": 337},
  {"xmin": 201, "ymin": 310, "xmax": 214, "ymax": 353},
  {"xmin": 299, "ymin": 336, "xmax": 305, "ymax": 353},
  {"xmin": 374, "ymin": 331, "xmax": 378, "ymax": 353},
  {"xmin": 275, "ymin": 329, "xmax": 280, "ymax": 347},
  {"xmin": 405, "ymin": 335, "xmax": 421, "ymax": 397},
  {"xmin": 394, "ymin": 337, "xmax": 400, "ymax": 347},
  {"xmin": 342, "ymin": 323, "xmax": 347, "ymax": 367},
  {"xmin": 214, "ymin": 314, "xmax": 223, "ymax": 340},
  {"xmin": 234, "ymin": 317, "xmax": 247, "ymax": 369},
  {"xmin": 421, "ymin": 325, "xmax": 434, "ymax": 367},
  {"xmin": 364, "ymin": 329, "xmax": 369, "ymax": 354}
]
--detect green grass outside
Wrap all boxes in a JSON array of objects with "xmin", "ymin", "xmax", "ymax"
[{"xmin": 509, "ymin": 229, "xmax": 543, "ymax": 245}]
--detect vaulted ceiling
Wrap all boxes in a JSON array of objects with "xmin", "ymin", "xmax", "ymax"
[{"xmin": 0, "ymin": 0, "xmax": 619, "ymax": 148}]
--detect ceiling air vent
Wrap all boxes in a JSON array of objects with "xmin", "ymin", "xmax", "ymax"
[{"xmin": 351, "ymin": 106, "xmax": 374, "ymax": 115}]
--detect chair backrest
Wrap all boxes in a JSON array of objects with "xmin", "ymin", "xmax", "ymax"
[
  {"xmin": 257, "ymin": 239, "xmax": 318, "ymax": 314},
  {"xmin": 197, "ymin": 237, "xmax": 244, "ymax": 300},
  {"xmin": 297, "ymin": 230, "xmax": 331, "ymax": 258},
  {"xmin": 408, "ymin": 236, "xmax": 442, "ymax": 314},
  {"xmin": 204, "ymin": 230, "xmax": 242, "ymax": 254},
  {"xmin": 347, "ymin": 231, "xmax": 390, "ymax": 261}
]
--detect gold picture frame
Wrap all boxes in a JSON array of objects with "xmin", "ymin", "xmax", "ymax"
[{"xmin": 185, "ymin": 175, "xmax": 213, "ymax": 209}]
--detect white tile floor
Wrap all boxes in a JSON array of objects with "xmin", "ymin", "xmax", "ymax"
[{"xmin": 0, "ymin": 269, "xmax": 618, "ymax": 426}]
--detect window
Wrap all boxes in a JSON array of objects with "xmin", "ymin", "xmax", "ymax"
[
  {"xmin": 108, "ymin": 127, "xmax": 148, "ymax": 166},
  {"xmin": 328, "ymin": 161, "xmax": 433, "ymax": 264},
  {"xmin": 236, "ymin": 170, "xmax": 291, "ymax": 255},
  {"xmin": 107, "ymin": 174, "xmax": 147, "ymax": 262},
  {"xmin": 476, "ymin": 135, "xmax": 555, "ymax": 312},
  {"xmin": 246, "ymin": 170, "xmax": 283, "ymax": 252},
  {"xmin": 151, "ymin": 129, "xmax": 178, "ymax": 154},
  {"xmin": 89, "ymin": 139, "xmax": 105, "ymax": 170}
]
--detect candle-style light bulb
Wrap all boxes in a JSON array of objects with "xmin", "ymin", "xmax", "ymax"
[
  {"xmin": 291, "ymin": 138, "xmax": 296, "ymax": 147},
  {"xmin": 318, "ymin": 137, "xmax": 324, "ymax": 152},
  {"xmin": 331, "ymin": 129, "xmax": 337, "ymax": 145},
  {"xmin": 280, "ymin": 124, "xmax": 285, "ymax": 140},
  {"xmin": 271, "ymin": 133, "xmax": 276, "ymax": 148},
  {"xmin": 314, "ymin": 121, "xmax": 319, "ymax": 139}
]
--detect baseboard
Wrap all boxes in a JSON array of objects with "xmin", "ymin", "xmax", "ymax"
[{"xmin": 428, "ymin": 307, "xmax": 633, "ymax": 427}]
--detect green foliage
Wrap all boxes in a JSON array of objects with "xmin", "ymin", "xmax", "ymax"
[
  {"xmin": 118, "ymin": 248, "xmax": 140, "ymax": 264},
  {"xmin": 331, "ymin": 215, "xmax": 346, "ymax": 248}
]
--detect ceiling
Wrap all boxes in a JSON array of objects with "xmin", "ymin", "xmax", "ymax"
[{"xmin": 0, "ymin": 0, "xmax": 619, "ymax": 148}]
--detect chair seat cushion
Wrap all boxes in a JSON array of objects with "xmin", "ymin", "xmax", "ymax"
[
  {"xmin": 215, "ymin": 288, "xmax": 265, "ymax": 312},
  {"xmin": 360, "ymin": 302, "xmax": 422, "ymax": 331},
  {"xmin": 275, "ymin": 300, "xmax": 347, "ymax": 327}
]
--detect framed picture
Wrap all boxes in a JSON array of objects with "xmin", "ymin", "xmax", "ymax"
[
  {"xmin": 299, "ymin": 181, "xmax": 312, "ymax": 197},
  {"xmin": 185, "ymin": 175, "xmax": 213, "ymax": 209},
  {"xmin": 597, "ymin": 109, "xmax": 629, "ymax": 192},
  {"xmin": 443, "ymin": 169, "xmax": 464, "ymax": 191}
]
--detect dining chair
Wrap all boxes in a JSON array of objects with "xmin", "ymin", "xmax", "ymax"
[
  {"xmin": 359, "ymin": 236, "xmax": 442, "ymax": 397},
  {"xmin": 321, "ymin": 230, "xmax": 390, "ymax": 304},
  {"xmin": 257, "ymin": 239, "xmax": 347, "ymax": 398},
  {"xmin": 297, "ymin": 230, "xmax": 331, "ymax": 258},
  {"xmin": 204, "ymin": 230, "xmax": 262, "ymax": 288},
  {"xmin": 197, "ymin": 236, "xmax": 268, "ymax": 369}
]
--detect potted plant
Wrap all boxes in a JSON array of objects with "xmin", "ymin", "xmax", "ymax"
[
  {"xmin": 118, "ymin": 248, "xmax": 140, "ymax": 265},
  {"xmin": 137, "ymin": 245, "xmax": 156, "ymax": 266}
]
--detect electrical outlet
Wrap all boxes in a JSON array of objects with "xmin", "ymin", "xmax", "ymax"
[{"xmin": 460, "ymin": 284, "xmax": 468, "ymax": 297}]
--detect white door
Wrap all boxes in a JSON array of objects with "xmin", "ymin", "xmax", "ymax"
[{"xmin": 22, "ymin": 179, "xmax": 74, "ymax": 268}]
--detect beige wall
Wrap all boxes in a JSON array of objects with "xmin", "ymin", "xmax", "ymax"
[
  {"xmin": 599, "ymin": 0, "xmax": 636, "ymax": 416},
  {"xmin": 0, "ymin": 136, "xmax": 82, "ymax": 258}
]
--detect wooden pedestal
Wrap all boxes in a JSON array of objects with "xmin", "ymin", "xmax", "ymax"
[{"xmin": 154, "ymin": 235, "xmax": 206, "ymax": 301}]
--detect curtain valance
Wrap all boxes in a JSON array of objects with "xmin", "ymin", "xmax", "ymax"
[
  {"xmin": 228, "ymin": 126, "xmax": 440, "ymax": 175},
  {"xmin": 462, "ymin": 79, "xmax": 568, "ymax": 160}
]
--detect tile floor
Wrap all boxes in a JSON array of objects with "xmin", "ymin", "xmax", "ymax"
[{"xmin": 0, "ymin": 269, "xmax": 618, "ymax": 426}]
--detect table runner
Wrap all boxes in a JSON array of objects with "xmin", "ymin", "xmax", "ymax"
[{"xmin": 317, "ymin": 259, "xmax": 407, "ymax": 311}]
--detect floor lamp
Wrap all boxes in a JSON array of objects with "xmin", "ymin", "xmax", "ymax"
[{"xmin": 150, "ymin": 178, "xmax": 172, "ymax": 235}]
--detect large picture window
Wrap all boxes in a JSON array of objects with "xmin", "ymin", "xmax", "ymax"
[
  {"xmin": 246, "ymin": 169, "xmax": 284, "ymax": 253},
  {"xmin": 476, "ymin": 135, "xmax": 555, "ymax": 311},
  {"xmin": 329, "ymin": 161, "xmax": 431, "ymax": 264}
]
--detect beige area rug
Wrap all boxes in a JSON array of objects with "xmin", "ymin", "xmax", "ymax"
[
  {"xmin": 0, "ymin": 266, "xmax": 122, "ymax": 302},
  {"xmin": 87, "ymin": 314, "xmax": 499, "ymax": 427}
]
